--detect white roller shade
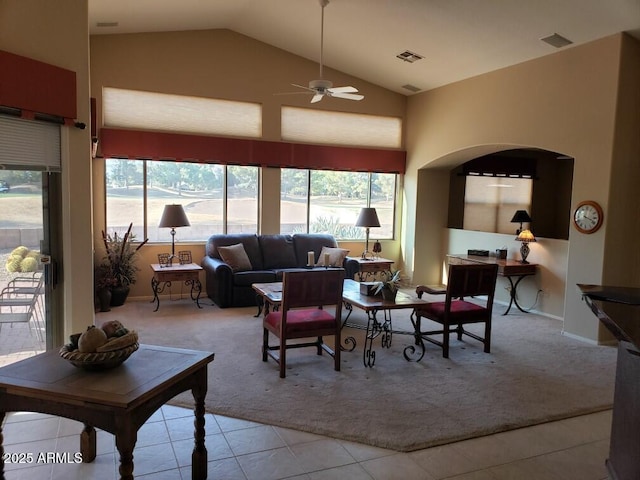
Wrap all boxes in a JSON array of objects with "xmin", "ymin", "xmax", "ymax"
[{"xmin": 0, "ymin": 115, "xmax": 61, "ymax": 171}]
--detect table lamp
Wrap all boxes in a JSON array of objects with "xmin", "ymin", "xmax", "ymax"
[
  {"xmin": 159, "ymin": 204, "xmax": 190, "ymax": 266},
  {"xmin": 510, "ymin": 210, "xmax": 532, "ymax": 235},
  {"xmin": 515, "ymin": 229, "xmax": 536, "ymax": 264},
  {"xmin": 355, "ymin": 207, "xmax": 380, "ymax": 260}
]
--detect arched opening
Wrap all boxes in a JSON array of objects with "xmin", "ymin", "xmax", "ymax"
[{"xmin": 412, "ymin": 145, "xmax": 574, "ymax": 320}]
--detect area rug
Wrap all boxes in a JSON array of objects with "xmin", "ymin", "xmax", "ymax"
[{"xmin": 99, "ymin": 296, "xmax": 617, "ymax": 452}]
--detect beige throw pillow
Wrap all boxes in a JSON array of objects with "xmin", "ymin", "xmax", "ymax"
[
  {"xmin": 218, "ymin": 243, "xmax": 253, "ymax": 272},
  {"xmin": 315, "ymin": 246, "xmax": 350, "ymax": 267}
]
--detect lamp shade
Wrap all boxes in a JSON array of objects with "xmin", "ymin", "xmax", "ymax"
[
  {"xmin": 355, "ymin": 208, "xmax": 380, "ymax": 228},
  {"xmin": 510, "ymin": 210, "xmax": 532, "ymax": 224},
  {"xmin": 158, "ymin": 204, "xmax": 190, "ymax": 228},
  {"xmin": 515, "ymin": 229, "xmax": 536, "ymax": 242}
]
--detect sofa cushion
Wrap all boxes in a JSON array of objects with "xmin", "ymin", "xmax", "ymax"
[
  {"xmin": 218, "ymin": 243, "xmax": 253, "ymax": 272},
  {"xmin": 206, "ymin": 234, "xmax": 264, "ymax": 270},
  {"xmin": 259, "ymin": 235, "xmax": 298, "ymax": 269},
  {"xmin": 292, "ymin": 234, "xmax": 339, "ymax": 267},
  {"xmin": 315, "ymin": 246, "xmax": 350, "ymax": 267},
  {"xmin": 233, "ymin": 270, "xmax": 277, "ymax": 287}
]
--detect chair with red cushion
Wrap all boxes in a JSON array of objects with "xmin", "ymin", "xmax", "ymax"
[
  {"xmin": 262, "ymin": 269, "xmax": 345, "ymax": 378},
  {"xmin": 414, "ymin": 263, "xmax": 499, "ymax": 358}
]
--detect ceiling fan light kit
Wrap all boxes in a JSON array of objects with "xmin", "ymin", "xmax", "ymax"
[{"xmin": 276, "ymin": 0, "xmax": 364, "ymax": 104}]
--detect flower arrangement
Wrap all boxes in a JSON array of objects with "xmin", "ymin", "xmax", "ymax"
[{"xmin": 99, "ymin": 223, "xmax": 148, "ymax": 289}]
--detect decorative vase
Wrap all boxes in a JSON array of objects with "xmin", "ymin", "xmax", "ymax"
[
  {"xmin": 97, "ymin": 288, "xmax": 112, "ymax": 312},
  {"xmin": 110, "ymin": 286, "xmax": 130, "ymax": 307},
  {"xmin": 381, "ymin": 287, "xmax": 397, "ymax": 301}
]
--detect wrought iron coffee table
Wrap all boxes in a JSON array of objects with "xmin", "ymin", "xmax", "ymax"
[{"xmin": 253, "ymin": 279, "xmax": 431, "ymax": 367}]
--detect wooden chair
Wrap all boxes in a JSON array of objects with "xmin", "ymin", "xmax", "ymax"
[
  {"xmin": 262, "ymin": 269, "xmax": 344, "ymax": 378},
  {"xmin": 414, "ymin": 263, "xmax": 499, "ymax": 358}
]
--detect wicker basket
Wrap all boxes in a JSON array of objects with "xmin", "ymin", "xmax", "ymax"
[{"xmin": 60, "ymin": 341, "xmax": 139, "ymax": 371}]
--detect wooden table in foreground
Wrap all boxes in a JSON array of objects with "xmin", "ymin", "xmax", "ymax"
[
  {"xmin": 449, "ymin": 254, "xmax": 538, "ymax": 315},
  {"xmin": 0, "ymin": 344, "xmax": 214, "ymax": 480},
  {"xmin": 150, "ymin": 263, "xmax": 203, "ymax": 312},
  {"xmin": 252, "ymin": 279, "xmax": 430, "ymax": 367}
]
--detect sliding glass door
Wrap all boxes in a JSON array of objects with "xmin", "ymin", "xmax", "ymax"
[{"xmin": 0, "ymin": 114, "xmax": 64, "ymax": 365}]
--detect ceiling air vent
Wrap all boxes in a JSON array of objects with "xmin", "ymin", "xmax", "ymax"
[
  {"xmin": 540, "ymin": 33, "xmax": 573, "ymax": 48},
  {"xmin": 396, "ymin": 50, "xmax": 424, "ymax": 63},
  {"xmin": 402, "ymin": 84, "xmax": 421, "ymax": 93}
]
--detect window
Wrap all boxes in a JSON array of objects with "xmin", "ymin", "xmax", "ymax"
[
  {"xmin": 280, "ymin": 169, "xmax": 396, "ymax": 239},
  {"xmin": 463, "ymin": 176, "xmax": 532, "ymax": 234},
  {"xmin": 281, "ymin": 107, "xmax": 402, "ymax": 149},
  {"xmin": 105, "ymin": 159, "xmax": 258, "ymax": 241},
  {"xmin": 103, "ymin": 87, "xmax": 262, "ymax": 138}
]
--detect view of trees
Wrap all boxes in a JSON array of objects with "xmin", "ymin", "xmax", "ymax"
[{"xmin": 105, "ymin": 159, "xmax": 396, "ymax": 241}]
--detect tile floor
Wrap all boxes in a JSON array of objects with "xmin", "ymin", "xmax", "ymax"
[
  {"xmin": 1, "ymin": 405, "xmax": 613, "ymax": 480},
  {"xmin": 0, "ymin": 324, "xmax": 614, "ymax": 480}
]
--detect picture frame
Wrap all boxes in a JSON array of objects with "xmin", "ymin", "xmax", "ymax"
[{"xmin": 178, "ymin": 250, "xmax": 192, "ymax": 265}]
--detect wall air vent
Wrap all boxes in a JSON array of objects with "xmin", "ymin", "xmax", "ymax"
[
  {"xmin": 540, "ymin": 33, "xmax": 573, "ymax": 48},
  {"xmin": 396, "ymin": 50, "xmax": 424, "ymax": 63},
  {"xmin": 402, "ymin": 84, "xmax": 422, "ymax": 93},
  {"xmin": 96, "ymin": 22, "xmax": 119, "ymax": 28}
]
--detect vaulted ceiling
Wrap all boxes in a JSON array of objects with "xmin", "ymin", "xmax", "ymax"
[{"xmin": 89, "ymin": 0, "xmax": 640, "ymax": 95}]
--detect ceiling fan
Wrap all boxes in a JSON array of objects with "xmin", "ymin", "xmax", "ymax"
[{"xmin": 277, "ymin": 0, "xmax": 364, "ymax": 104}]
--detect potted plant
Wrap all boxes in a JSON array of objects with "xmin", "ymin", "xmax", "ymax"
[
  {"xmin": 374, "ymin": 270, "xmax": 402, "ymax": 301},
  {"xmin": 94, "ymin": 264, "xmax": 117, "ymax": 312},
  {"xmin": 100, "ymin": 223, "xmax": 148, "ymax": 307}
]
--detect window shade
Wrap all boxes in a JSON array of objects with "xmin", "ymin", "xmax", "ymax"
[
  {"xmin": 103, "ymin": 87, "xmax": 261, "ymax": 138},
  {"xmin": 0, "ymin": 115, "xmax": 61, "ymax": 171},
  {"xmin": 281, "ymin": 107, "xmax": 402, "ymax": 149}
]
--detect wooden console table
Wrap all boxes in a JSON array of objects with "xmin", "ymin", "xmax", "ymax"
[
  {"xmin": 150, "ymin": 263, "xmax": 203, "ymax": 312},
  {"xmin": 579, "ymin": 284, "xmax": 640, "ymax": 480},
  {"xmin": 449, "ymin": 255, "xmax": 537, "ymax": 315},
  {"xmin": 0, "ymin": 344, "xmax": 214, "ymax": 480}
]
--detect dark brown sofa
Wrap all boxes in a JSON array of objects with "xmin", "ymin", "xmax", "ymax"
[{"xmin": 202, "ymin": 233, "xmax": 357, "ymax": 308}]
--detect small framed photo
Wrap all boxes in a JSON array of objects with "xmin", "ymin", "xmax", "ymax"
[
  {"xmin": 178, "ymin": 251, "xmax": 192, "ymax": 265},
  {"xmin": 158, "ymin": 253, "xmax": 171, "ymax": 267}
]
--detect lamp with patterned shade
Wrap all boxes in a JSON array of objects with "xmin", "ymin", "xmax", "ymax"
[
  {"xmin": 159, "ymin": 204, "xmax": 190, "ymax": 266},
  {"xmin": 515, "ymin": 229, "xmax": 536, "ymax": 264},
  {"xmin": 355, "ymin": 207, "xmax": 380, "ymax": 260}
]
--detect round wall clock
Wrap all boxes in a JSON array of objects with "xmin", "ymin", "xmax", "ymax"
[{"xmin": 573, "ymin": 200, "xmax": 604, "ymax": 234}]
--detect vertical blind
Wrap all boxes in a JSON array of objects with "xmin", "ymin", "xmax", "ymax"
[{"xmin": 0, "ymin": 115, "xmax": 61, "ymax": 171}]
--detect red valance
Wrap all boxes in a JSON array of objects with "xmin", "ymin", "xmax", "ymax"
[
  {"xmin": 0, "ymin": 50, "xmax": 77, "ymax": 122},
  {"xmin": 100, "ymin": 128, "xmax": 406, "ymax": 174}
]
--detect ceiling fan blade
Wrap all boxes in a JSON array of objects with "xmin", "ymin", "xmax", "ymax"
[
  {"xmin": 327, "ymin": 86, "xmax": 358, "ymax": 94},
  {"xmin": 291, "ymin": 83, "xmax": 314, "ymax": 92},
  {"xmin": 310, "ymin": 93, "xmax": 324, "ymax": 103},
  {"xmin": 330, "ymin": 92, "xmax": 364, "ymax": 101},
  {"xmin": 273, "ymin": 91, "xmax": 314, "ymax": 96}
]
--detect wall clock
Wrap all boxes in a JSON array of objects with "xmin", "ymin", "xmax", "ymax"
[{"xmin": 573, "ymin": 200, "xmax": 604, "ymax": 234}]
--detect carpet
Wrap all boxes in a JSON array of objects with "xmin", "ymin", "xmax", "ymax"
[{"xmin": 98, "ymin": 295, "xmax": 617, "ymax": 452}]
